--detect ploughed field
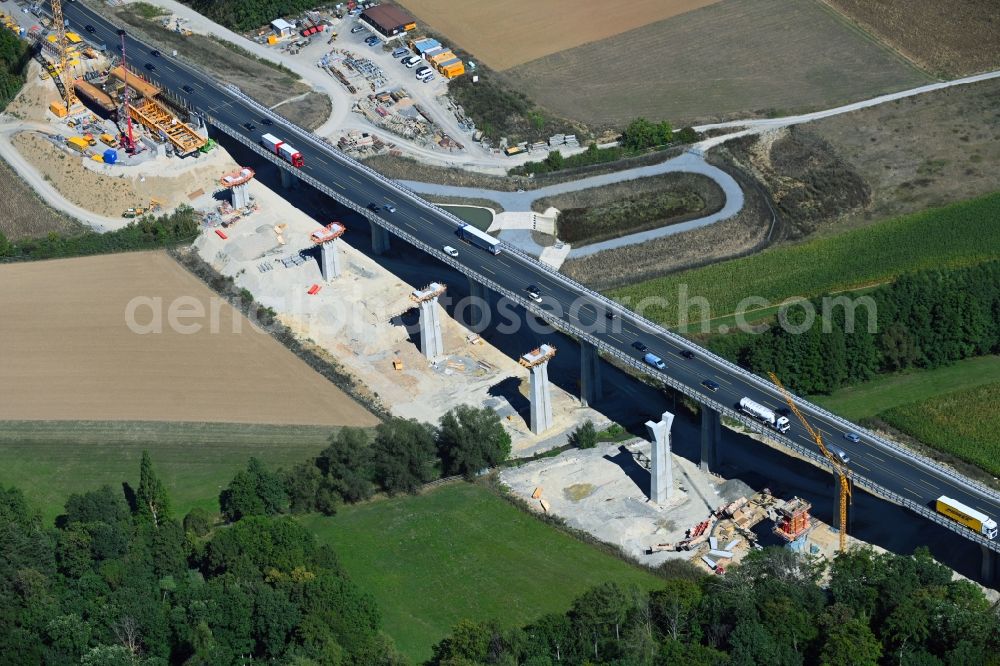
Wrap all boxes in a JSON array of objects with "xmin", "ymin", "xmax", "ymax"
[
  {"xmin": 503, "ymin": 0, "xmax": 928, "ymax": 128},
  {"xmin": 0, "ymin": 251, "xmax": 377, "ymax": 426},
  {"xmin": 395, "ymin": 0, "xmax": 721, "ymax": 71}
]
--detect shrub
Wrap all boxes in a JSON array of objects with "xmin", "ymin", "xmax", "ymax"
[{"xmin": 569, "ymin": 420, "xmax": 598, "ymax": 449}]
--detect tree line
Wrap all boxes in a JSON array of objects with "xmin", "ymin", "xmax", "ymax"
[
  {"xmin": 707, "ymin": 261, "xmax": 1000, "ymax": 395},
  {"xmin": 429, "ymin": 546, "xmax": 999, "ymax": 666},
  {"xmin": 0, "ymin": 207, "xmax": 201, "ymax": 262},
  {"xmin": 0, "ymin": 27, "xmax": 30, "ymax": 111},
  {"xmin": 180, "ymin": 0, "xmax": 329, "ymax": 33}
]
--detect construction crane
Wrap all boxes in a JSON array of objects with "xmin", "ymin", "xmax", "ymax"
[
  {"xmin": 49, "ymin": 0, "xmax": 78, "ymax": 109},
  {"xmin": 769, "ymin": 372, "xmax": 852, "ymax": 552}
]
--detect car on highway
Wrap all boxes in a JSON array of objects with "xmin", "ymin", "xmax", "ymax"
[
  {"xmin": 364, "ymin": 35, "xmax": 379, "ymax": 46},
  {"xmin": 843, "ymin": 432, "xmax": 861, "ymax": 443},
  {"xmin": 679, "ymin": 349, "xmax": 695, "ymax": 359},
  {"xmin": 632, "ymin": 341, "xmax": 648, "ymax": 353},
  {"xmin": 828, "ymin": 444, "xmax": 851, "ymax": 464},
  {"xmin": 261, "ymin": 118, "xmax": 273, "ymax": 126},
  {"xmin": 443, "ymin": 245, "xmax": 459, "ymax": 257},
  {"xmin": 605, "ymin": 310, "xmax": 618, "ymax": 320},
  {"xmin": 391, "ymin": 47, "xmax": 409, "ymax": 58},
  {"xmin": 350, "ymin": 25, "xmax": 365, "ymax": 33},
  {"xmin": 402, "ymin": 55, "xmax": 421, "ymax": 68},
  {"xmin": 150, "ymin": 49, "xmax": 160, "ymax": 57},
  {"xmin": 525, "ymin": 285, "xmax": 542, "ymax": 303},
  {"xmin": 384, "ymin": 203, "xmax": 397, "ymax": 213},
  {"xmin": 182, "ymin": 84, "xmax": 194, "ymax": 93},
  {"xmin": 243, "ymin": 122, "xmax": 256, "ymax": 131},
  {"xmin": 85, "ymin": 25, "xmax": 95, "ymax": 33},
  {"xmin": 644, "ymin": 353, "xmax": 666, "ymax": 371},
  {"xmin": 701, "ymin": 379, "xmax": 720, "ymax": 392},
  {"xmin": 144, "ymin": 62, "xmax": 155, "ymax": 71},
  {"xmin": 367, "ymin": 202, "xmax": 381, "ymax": 213}
]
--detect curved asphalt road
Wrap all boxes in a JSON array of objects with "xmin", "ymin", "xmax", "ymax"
[{"xmin": 63, "ymin": 2, "xmax": 1000, "ymax": 553}]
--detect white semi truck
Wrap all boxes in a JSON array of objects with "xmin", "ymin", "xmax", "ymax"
[{"xmin": 739, "ymin": 397, "xmax": 791, "ymax": 433}]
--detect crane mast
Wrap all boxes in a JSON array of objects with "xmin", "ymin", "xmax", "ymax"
[{"xmin": 49, "ymin": 0, "xmax": 78, "ymax": 108}]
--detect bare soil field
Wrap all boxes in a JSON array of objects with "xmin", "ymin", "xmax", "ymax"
[
  {"xmin": 0, "ymin": 251, "xmax": 377, "ymax": 426},
  {"xmin": 0, "ymin": 157, "xmax": 81, "ymax": 241},
  {"xmin": 504, "ymin": 0, "xmax": 928, "ymax": 128},
  {"xmin": 11, "ymin": 132, "xmax": 234, "ymax": 218},
  {"xmin": 396, "ymin": 0, "xmax": 721, "ymax": 71},
  {"xmin": 823, "ymin": 0, "xmax": 1000, "ymax": 77}
]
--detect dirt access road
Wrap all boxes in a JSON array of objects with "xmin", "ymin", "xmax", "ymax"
[{"xmin": 0, "ymin": 251, "xmax": 377, "ymax": 427}]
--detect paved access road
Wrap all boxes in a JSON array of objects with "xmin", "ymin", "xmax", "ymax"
[{"xmin": 63, "ymin": 1, "xmax": 1000, "ymax": 550}]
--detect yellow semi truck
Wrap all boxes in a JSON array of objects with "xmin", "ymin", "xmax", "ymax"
[{"xmin": 935, "ymin": 496, "xmax": 998, "ymax": 539}]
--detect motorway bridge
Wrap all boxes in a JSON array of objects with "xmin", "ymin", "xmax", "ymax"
[{"xmin": 62, "ymin": 0, "xmax": 1000, "ymax": 580}]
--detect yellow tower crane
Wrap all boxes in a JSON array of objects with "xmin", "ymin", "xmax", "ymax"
[
  {"xmin": 50, "ymin": 0, "xmax": 79, "ymax": 109},
  {"xmin": 769, "ymin": 372, "xmax": 852, "ymax": 552}
]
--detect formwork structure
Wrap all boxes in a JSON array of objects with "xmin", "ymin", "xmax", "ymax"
[
  {"xmin": 220, "ymin": 167, "xmax": 255, "ymax": 209},
  {"xmin": 73, "ymin": 80, "xmax": 117, "ymax": 117},
  {"xmin": 109, "ymin": 66, "xmax": 161, "ymax": 99},
  {"xmin": 311, "ymin": 221, "xmax": 346, "ymax": 282},
  {"xmin": 774, "ymin": 497, "xmax": 812, "ymax": 542},
  {"xmin": 128, "ymin": 98, "xmax": 206, "ymax": 155}
]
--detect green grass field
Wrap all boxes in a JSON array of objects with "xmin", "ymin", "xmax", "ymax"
[
  {"xmin": 0, "ymin": 421, "xmax": 339, "ymax": 522},
  {"xmin": 301, "ymin": 483, "xmax": 663, "ymax": 661},
  {"xmin": 811, "ymin": 356, "xmax": 1000, "ymax": 421},
  {"xmin": 609, "ymin": 192, "xmax": 1000, "ymax": 327},
  {"xmin": 438, "ymin": 204, "xmax": 494, "ymax": 231},
  {"xmin": 878, "ymin": 383, "xmax": 1000, "ymax": 478}
]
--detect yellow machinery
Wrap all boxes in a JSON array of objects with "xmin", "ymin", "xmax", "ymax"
[
  {"xmin": 769, "ymin": 372, "xmax": 852, "ymax": 552},
  {"xmin": 49, "ymin": 0, "xmax": 79, "ymax": 109}
]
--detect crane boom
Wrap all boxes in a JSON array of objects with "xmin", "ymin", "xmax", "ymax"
[
  {"xmin": 769, "ymin": 372, "xmax": 852, "ymax": 552},
  {"xmin": 50, "ymin": 0, "xmax": 78, "ymax": 108}
]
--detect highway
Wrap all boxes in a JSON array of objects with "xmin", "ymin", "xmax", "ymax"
[{"xmin": 63, "ymin": 1, "xmax": 1000, "ymax": 553}]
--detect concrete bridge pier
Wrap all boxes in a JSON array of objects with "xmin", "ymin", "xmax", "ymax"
[
  {"xmin": 319, "ymin": 240, "xmax": 341, "ymax": 282},
  {"xmin": 982, "ymin": 545, "xmax": 996, "ymax": 585},
  {"xmin": 579, "ymin": 340, "xmax": 603, "ymax": 406},
  {"xmin": 645, "ymin": 410, "xmax": 675, "ymax": 504},
  {"xmin": 279, "ymin": 168, "xmax": 298, "ymax": 189},
  {"xmin": 521, "ymin": 345, "xmax": 556, "ymax": 435},
  {"xmin": 466, "ymin": 278, "xmax": 490, "ymax": 331},
  {"xmin": 700, "ymin": 407, "xmax": 721, "ymax": 473},
  {"xmin": 369, "ymin": 220, "xmax": 391, "ymax": 255}
]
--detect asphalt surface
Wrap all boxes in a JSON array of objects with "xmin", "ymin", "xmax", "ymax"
[{"xmin": 64, "ymin": 2, "xmax": 1000, "ymax": 549}]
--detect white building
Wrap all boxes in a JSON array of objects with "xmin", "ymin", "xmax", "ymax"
[{"xmin": 270, "ymin": 18, "xmax": 293, "ymax": 37}]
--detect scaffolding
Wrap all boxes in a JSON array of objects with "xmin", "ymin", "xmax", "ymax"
[
  {"xmin": 310, "ymin": 221, "xmax": 346, "ymax": 244},
  {"xmin": 519, "ymin": 344, "xmax": 556, "ymax": 368},
  {"xmin": 127, "ymin": 98, "xmax": 206, "ymax": 155},
  {"xmin": 773, "ymin": 497, "xmax": 812, "ymax": 542}
]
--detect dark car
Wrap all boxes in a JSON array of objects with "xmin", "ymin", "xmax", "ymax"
[
  {"xmin": 632, "ymin": 341, "xmax": 648, "ymax": 353},
  {"xmin": 150, "ymin": 49, "xmax": 160, "ymax": 57},
  {"xmin": 679, "ymin": 349, "xmax": 695, "ymax": 360},
  {"xmin": 365, "ymin": 35, "xmax": 379, "ymax": 46},
  {"xmin": 701, "ymin": 379, "xmax": 720, "ymax": 393},
  {"xmin": 605, "ymin": 310, "xmax": 618, "ymax": 320},
  {"xmin": 367, "ymin": 203, "xmax": 381, "ymax": 213},
  {"xmin": 182, "ymin": 84, "xmax": 194, "ymax": 93},
  {"xmin": 243, "ymin": 122, "xmax": 256, "ymax": 131},
  {"xmin": 261, "ymin": 118, "xmax": 273, "ymax": 126},
  {"xmin": 85, "ymin": 25, "xmax": 96, "ymax": 33},
  {"xmin": 144, "ymin": 62, "xmax": 155, "ymax": 71},
  {"xmin": 525, "ymin": 285, "xmax": 542, "ymax": 303}
]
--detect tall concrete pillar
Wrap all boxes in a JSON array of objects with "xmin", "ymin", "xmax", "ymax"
[
  {"xmin": 231, "ymin": 182, "xmax": 249, "ymax": 209},
  {"xmin": 700, "ymin": 407, "xmax": 721, "ymax": 473},
  {"xmin": 369, "ymin": 220, "xmax": 391, "ymax": 255},
  {"xmin": 580, "ymin": 340, "xmax": 603, "ymax": 406},
  {"xmin": 279, "ymin": 168, "xmax": 298, "ymax": 189},
  {"xmin": 319, "ymin": 240, "xmax": 341, "ymax": 282},
  {"xmin": 645, "ymin": 410, "xmax": 675, "ymax": 504},
  {"xmin": 466, "ymin": 278, "xmax": 489, "ymax": 331},
  {"xmin": 981, "ymin": 545, "xmax": 996, "ymax": 585},
  {"xmin": 522, "ymin": 344, "xmax": 556, "ymax": 435},
  {"xmin": 417, "ymin": 298, "xmax": 444, "ymax": 359}
]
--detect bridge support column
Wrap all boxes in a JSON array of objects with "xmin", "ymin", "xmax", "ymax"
[
  {"xmin": 369, "ymin": 220, "xmax": 391, "ymax": 255},
  {"xmin": 279, "ymin": 169, "xmax": 298, "ymax": 189},
  {"xmin": 982, "ymin": 545, "xmax": 996, "ymax": 585},
  {"xmin": 522, "ymin": 345, "xmax": 556, "ymax": 435},
  {"xmin": 700, "ymin": 407, "xmax": 721, "ymax": 473},
  {"xmin": 580, "ymin": 341, "xmax": 603, "ymax": 406},
  {"xmin": 417, "ymin": 297, "xmax": 445, "ymax": 359},
  {"xmin": 645, "ymin": 410, "xmax": 675, "ymax": 504},
  {"xmin": 466, "ymin": 278, "xmax": 489, "ymax": 331},
  {"xmin": 319, "ymin": 240, "xmax": 341, "ymax": 282}
]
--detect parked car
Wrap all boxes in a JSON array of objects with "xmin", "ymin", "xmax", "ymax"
[
  {"xmin": 443, "ymin": 245, "xmax": 458, "ymax": 257},
  {"xmin": 525, "ymin": 285, "xmax": 542, "ymax": 303},
  {"xmin": 365, "ymin": 35, "xmax": 379, "ymax": 46},
  {"xmin": 701, "ymin": 379, "xmax": 720, "ymax": 392},
  {"xmin": 391, "ymin": 47, "xmax": 409, "ymax": 58},
  {"xmin": 843, "ymin": 432, "xmax": 861, "ymax": 443},
  {"xmin": 402, "ymin": 55, "xmax": 421, "ymax": 68},
  {"xmin": 414, "ymin": 65, "xmax": 431, "ymax": 77},
  {"xmin": 632, "ymin": 341, "xmax": 648, "ymax": 353},
  {"xmin": 350, "ymin": 25, "xmax": 365, "ymax": 33}
]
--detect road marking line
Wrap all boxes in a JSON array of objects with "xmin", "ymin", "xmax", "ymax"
[
  {"xmin": 348, "ymin": 175, "xmax": 362, "ymax": 185},
  {"xmin": 715, "ymin": 376, "xmax": 733, "ymax": 386},
  {"xmin": 480, "ymin": 266, "xmax": 496, "ymax": 276}
]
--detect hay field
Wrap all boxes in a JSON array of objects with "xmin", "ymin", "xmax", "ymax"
[
  {"xmin": 0, "ymin": 251, "xmax": 377, "ymax": 426},
  {"xmin": 396, "ymin": 0, "xmax": 720, "ymax": 71},
  {"xmin": 504, "ymin": 0, "xmax": 929, "ymax": 128},
  {"xmin": 824, "ymin": 0, "xmax": 1000, "ymax": 77}
]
